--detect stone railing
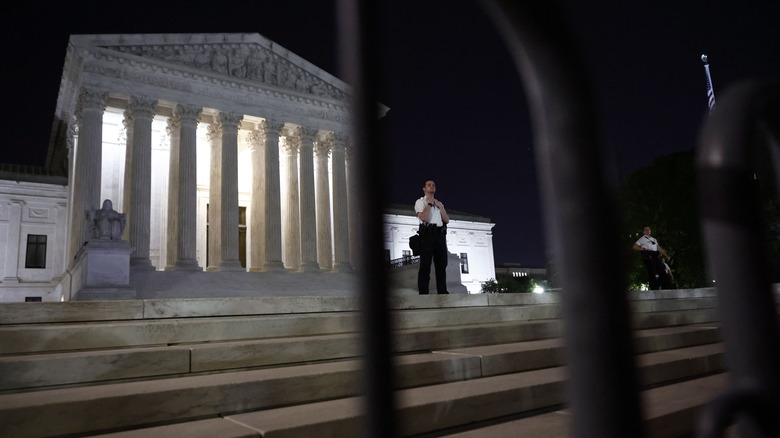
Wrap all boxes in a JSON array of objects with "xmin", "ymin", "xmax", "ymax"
[{"xmin": 387, "ymin": 256, "xmax": 419, "ymax": 269}]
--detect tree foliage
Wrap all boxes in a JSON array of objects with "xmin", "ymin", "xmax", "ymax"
[
  {"xmin": 619, "ymin": 150, "xmax": 708, "ymax": 289},
  {"xmin": 618, "ymin": 148, "xmax": 780, "ymax": 289},
  {"xmin": 481, "ymin": 275, "xmax": 538, "ymax": 293}
]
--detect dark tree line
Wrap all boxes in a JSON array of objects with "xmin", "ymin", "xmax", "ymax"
[{"xmin": 618, "ymin": 149, "xmax": 780, "ymax": 289}]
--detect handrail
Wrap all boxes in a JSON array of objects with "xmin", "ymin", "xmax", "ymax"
[
  {"xmin": 478, "ymin": 2, "xmax": 643, "ymax": 437},
  {"xmin": 696, "ymin": 82, "xmax": 780, "ymax": 438},
  {"xmin": 388, "ymin": 256, "xmax": 419, "ymax": 269},
  {"xmin": 337, "ymin": 1, "xmax": 397, "ymax": 437}
]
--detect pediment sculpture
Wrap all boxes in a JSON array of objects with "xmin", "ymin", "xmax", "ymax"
[{"xmin": 106, "ymin": 43, "xmax": 347, "ymax": 101}]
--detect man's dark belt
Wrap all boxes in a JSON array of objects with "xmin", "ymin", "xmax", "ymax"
[
  {"xmin": 642, "ymin": 250, "xmax": 659, "ymax": 261},
  {"xmin": 420, "ymin": 223, "xmax": 446, "ymax": 233}
]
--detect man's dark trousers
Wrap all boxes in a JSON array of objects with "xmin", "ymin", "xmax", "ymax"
[
  {"xmin": 641, "ymin": 250, "xmax": 664, "ymax": 290},
  {"xmin": 418, "ymin": 225, "xmax": 448, "ymax": 294}
]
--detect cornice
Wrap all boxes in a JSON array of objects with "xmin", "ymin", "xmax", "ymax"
[{"xmin": 80, "ymin": 48, "xmax": 352, "ymax": 125}]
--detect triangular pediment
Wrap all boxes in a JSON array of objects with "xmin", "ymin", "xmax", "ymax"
[{"xmin": 70, "ymin": 33, "xmax": 350, "ymax": 102}]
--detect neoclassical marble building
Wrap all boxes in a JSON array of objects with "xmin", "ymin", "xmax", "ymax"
[
  {"xmin": 0, "ymin": 33, "xmax": 498, "ymax": 301},
  {"xmin": 57, "ymin": 33, "xmax": 366, "ymax": 282}
]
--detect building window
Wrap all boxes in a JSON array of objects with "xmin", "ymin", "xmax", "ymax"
[
  {"xmin": 402, "ymin": 250, "xmax": 411, "ymax": 260},
  {"xmin": 460, "ymin": 253, "xmax": 469, "ymax": 274},
  {"xmin": 25, "ymin": 234, "xmax": 47, "ymax": 269}
]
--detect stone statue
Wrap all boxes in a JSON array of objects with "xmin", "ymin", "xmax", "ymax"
[{"xmin": 88, "ymin": 199, "xmax": 126, "ymax": 240}]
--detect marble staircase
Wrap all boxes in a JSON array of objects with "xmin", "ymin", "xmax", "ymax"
[{"xmin": 0, "ymin": 289, "xmax": 771, "ymax": 437}]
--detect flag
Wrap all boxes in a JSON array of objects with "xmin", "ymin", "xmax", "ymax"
[{"xmin": 701, "ymin": 54, "xmax": 715, "ymax": 111}]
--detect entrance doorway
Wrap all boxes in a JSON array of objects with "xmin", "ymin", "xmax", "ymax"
[{"xmin": 206, "ymin": 205, "xmax": 247, "ymax": 268}]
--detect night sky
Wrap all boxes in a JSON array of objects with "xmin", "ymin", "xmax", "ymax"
[{"xmin": 3, "ymin": 1, "xmax": 780, "ymax": 267}]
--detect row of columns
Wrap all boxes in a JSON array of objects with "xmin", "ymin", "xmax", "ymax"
[{"xmin": 68, "ymin": 88, "xmax": 354, "ymax": 274}]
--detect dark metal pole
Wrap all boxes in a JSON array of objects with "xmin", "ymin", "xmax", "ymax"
[
  {"xmin": 480, "ymin": 1, "xmax": 644, "ymax": 437},
  {"xmin": 336, "ymin": 0, "xmax": 397, "ymax": 437},
  {"xmin": 696, "ymin": 81, "xmax": 780, "ymax": 438}
]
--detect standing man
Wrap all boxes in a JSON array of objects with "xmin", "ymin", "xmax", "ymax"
[
  {"xmin": 415, "ymin": 180, "xmax": 450, "ymax": 294},
  {"xmin": 632, "ymin": 226, "xmax": 670, "ymax": 290}
]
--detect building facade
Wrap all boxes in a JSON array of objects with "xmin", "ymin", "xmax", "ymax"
[
  {"xmin": 0, "ymin": 171, "xmax": 68, "ymax": 302},
  {"xmin": 0, "ymin": 33, "xmax": 498, "ymax": 301},
  {"xmin": 52, "ymin": 33, "xmax": 376, "ymax": 298},
  {"xmin": 383, "ymin": 206, "xmax": 496, "ymax": 294}
]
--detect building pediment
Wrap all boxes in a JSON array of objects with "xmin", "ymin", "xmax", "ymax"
[{"xmin": 69, "ymin": 33, "xmax": 350, "ymax": 103}]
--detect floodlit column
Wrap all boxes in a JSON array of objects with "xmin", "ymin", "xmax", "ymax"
[
  {"xmin": 207, "ymin": 121, "xmax": 222, "ymax": 271},
  {"xmin": 299, "ymin": 127, "xmax": 319, "ymax": 272},
  {"xmin": 68, "ymin": 89, "xmax": 108, "ymax": 260},
  {"xmin": 121, "ymin": 109, "xmax": 134, "ymax": 241},
  {"xmin": 346, "ymin": 142, "xmax": 360, "ymax": 270},
  {"xmin": 164, "ymin": 115, "xmax": 180, "ymax": 270},
  {"xmin": 248, "ymin": 123, "xmax": 266, "ymax": 271},
  {"xmin": 68, "ymin": 88, "xmax": 106, "ymax": 262},
  {"xmin": 174, "ymin": 104, "xmax": 202, "ymax": 270},
  {"xmin": 331, "ymin": 132, "xmax": 352, "ymax": 271},
  {"xmin": 218, "ymin": 111, "xmax": 244, "ymax": 271},
  {"xmin": 282, "ymin": 127, "xmax": 301, "ymax": 271},
  {"xmin": 262, "ymin": 119, "xmax": 285, "ymax": 270},
  {"xmin": 127, "ymin": 96, "xmax": 158, "ymax": 269},
  {"xmin": 315, "ymin": 132, "xmax": 334, "ymax": 271}
]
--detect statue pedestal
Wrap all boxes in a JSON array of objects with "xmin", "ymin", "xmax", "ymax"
[{"xmin": 71, "ymin": 239, "xmax": 136, "ymax": 301}]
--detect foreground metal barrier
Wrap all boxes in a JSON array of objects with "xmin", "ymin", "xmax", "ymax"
[
  {"xmin": 339, "ymin": 1, "xmax": 778, "ymax": 437},
  {"xmin": 480, "ymin": 2, "xmax": 643, "ymax": 437},
  {"xmin": 696, "ymin": 82, "xmax": 780, "ymax": 438}
]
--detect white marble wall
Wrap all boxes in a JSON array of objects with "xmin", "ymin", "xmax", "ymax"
[
  {"xmin": 384, "ymin": 213, "xmax": 496, "ymax": 294},
  {"xmin": 0, "ymin": 180, "xmax": 69, "ymax": 302}
]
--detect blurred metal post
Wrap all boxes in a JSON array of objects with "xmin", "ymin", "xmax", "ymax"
[
  {"xmin": 696, "ymin": 81, "xmax": 780, "ymax": 438},
  {"xmin": 480, "ymin": 1, "xmax": 644, "ymax": 437},
  {"xmin": 336, "ymin": 0, "xmax": 397, "ymax": 437}
]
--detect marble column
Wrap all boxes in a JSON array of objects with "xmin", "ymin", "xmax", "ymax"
[
  {"xmin": 262, "ymin": 119, "xmax": 285, "ymax": 270},
  {"xmin": 298, "ymin": 127, "xmax": 320, "ymax": 272},
  {"xmin": 121, "ymin": 109, "xmax": 134, "ymax": 241},
  {"xmin": 68, "ymin": 88, "xmax": 107, "ymax": 262},
  {"xmin": 346, "ymin": 142, "xmax": 360, "ymax": 270},
  {"xmin": 164, "ymin": 115, "xmax": 180, "ymax": 270},
  {"xmin": 282, "ymin": 128, "xmax": 301, "ymax": 271},
  {"xmin": 126, "ymin": 96, "xmax": 158, "ymax": 269},
  {"xmin": 331, "ymin": 133, "xmax": 352, "ymax": 271},
  {"xmin": 315, "ymin": 132, "xmax": 334, "ymax": 271},
  {"xmin": 218, "ymin": 111, "xmax": 244, "ymax": 271},
  {"xmin": 174, "ymin": 104, "xmax": 202, "ymax": 270},
  {"xmin": 206, "ymin": 121, "xmax": 222, "ymax": 271},
  {"xmin": 248, "ymin": 123, "xmax": 266, "ymax": 271}
]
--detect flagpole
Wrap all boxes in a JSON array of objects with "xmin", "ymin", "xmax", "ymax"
[{"xmin": 701, "ymin": 54, "xmax": 716, "ymax": 112}]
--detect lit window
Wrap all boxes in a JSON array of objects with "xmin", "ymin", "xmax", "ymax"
[
  {"xmin": 460, "ymin": 253, "xmax": 469, "ymax": 274},
  {"xmin": 25, "ymin": 234, "xmax": 47, "ymax": 269}
]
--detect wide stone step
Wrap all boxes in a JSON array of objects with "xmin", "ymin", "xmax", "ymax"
[
  {"xmin": 0, "ymin": 321, "xmax": 720, "ymax": 393},
  {"xmin": 215, "ymin": 345, "xmax": 725, "ymax": 438},
  {"xmin": 0, "ymin": 288, "xmax": 729, "ymax": 326},
  {"xmin": 0, "ymin": 333, "xmax": 725, "ymax": 437},
  {"xmin": 439, "ymin": 373, "xmax": 731, "ymax": 438},
  {"xmin": 77, "ymin": 344, "xmax": 726, "ymax": 438},
  {"xmin": 633, "ymin": 307, "xmax": 720, "ymax": 329},
  {"xmin": 0, "ymin": 319, "xmax": 561, "ymax": 392},
  {"xmin": 0, "ymin": 304, "xmax": 566, "ymax": 355},
  {"xmin": 0, "ymin": 293, "xmax": 566, "ymax": 325}
]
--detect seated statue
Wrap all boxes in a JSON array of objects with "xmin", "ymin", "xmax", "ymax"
[{"xmin": 88, "ymin": 199, "xmax": 126, "ymax": 240}]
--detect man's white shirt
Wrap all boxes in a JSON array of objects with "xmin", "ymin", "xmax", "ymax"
[
  {"xmin": 415, "ymin": 197, "xmax": 444, "ymax": 226},
  {"xmin": 635, "ymin": 235, "xmax": 659, "ymax": 251}
]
